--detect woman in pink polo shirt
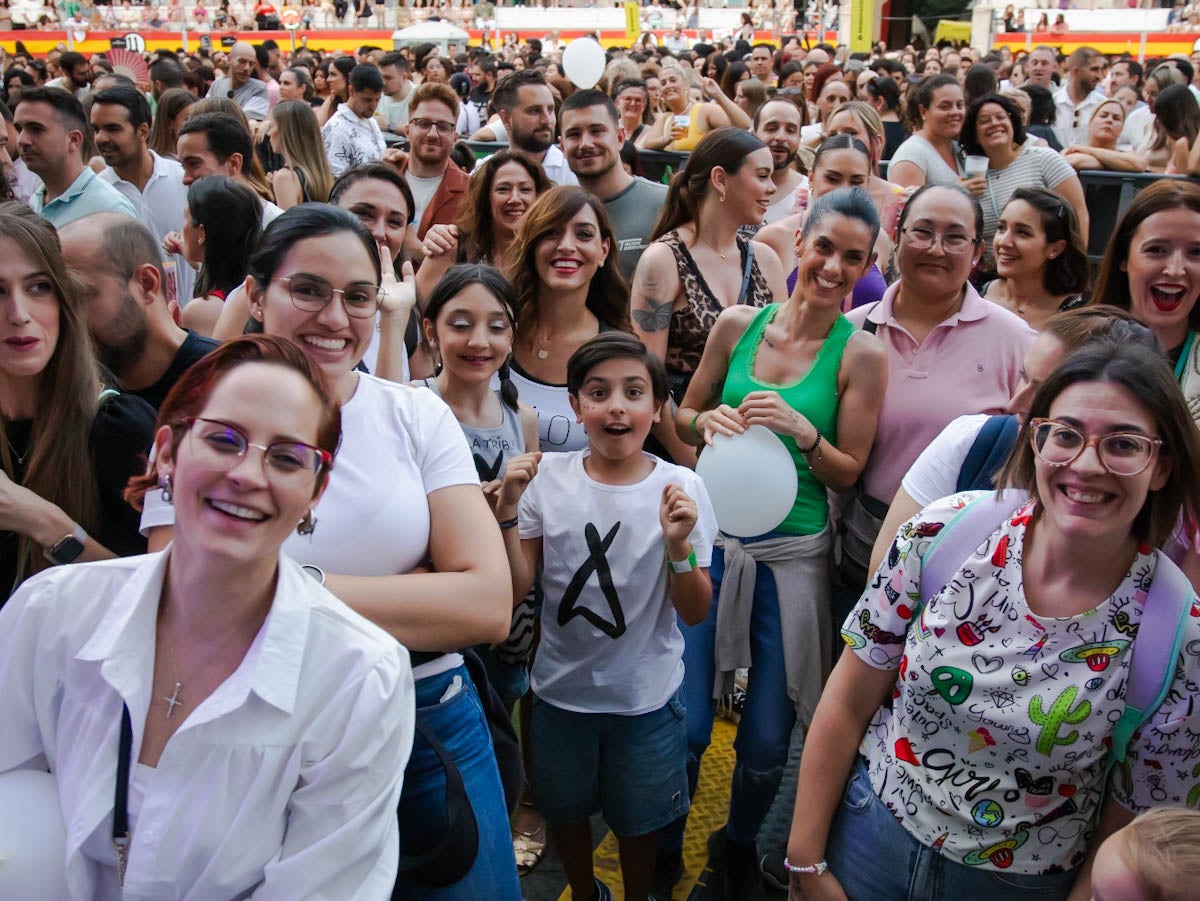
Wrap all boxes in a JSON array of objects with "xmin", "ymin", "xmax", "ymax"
[{"xmin": 835, "ymin": 184, "xmax": 1035, "ymax": 591}]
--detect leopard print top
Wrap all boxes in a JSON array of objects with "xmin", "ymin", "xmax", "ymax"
[{"xmin": 659, "ymin": 230, "xmax": 773, "ymax": 377}]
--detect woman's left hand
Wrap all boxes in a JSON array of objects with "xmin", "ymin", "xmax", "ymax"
[
  {"xmin": 738, "ymin": 390, "xmax": 816, "ymax": 444},
  {"xmin": 960, "ymin": 175, "xmax": 987, "ymax": 198},
  {"xmin": 701, "ymin": 76, "xmax": 723, "ymax": 100},
  {"xmin": 660, "ymin": 483, "xmax": 698, "ymax": 544}
]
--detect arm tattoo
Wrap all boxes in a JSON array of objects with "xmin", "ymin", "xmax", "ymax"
[{"xmin": 633, "ymin": 298, "xmax": 674, "ymax": 332}]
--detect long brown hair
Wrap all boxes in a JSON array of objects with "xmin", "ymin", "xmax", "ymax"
[
  {"xmin": 650, "ymin": 127, "xmax": 767, "ymax": 240},
  {"xmin": 504, "ymin": 186, "xmax": 632, "ymax": 340},
  {"xmin": 0, "ymin": 202, "xmax": 101, "ymax": 583},
  {"xmin": 149, "ymin": 87, "xmax": 196, "ymax": 158},
  {"xmin": 1090, "ymin": 179, "xmax": 1200, "ymax": 333},
  {"xmin": 272, "ymin": 100, "xmax": 334, "ymax": 203},
  {"xmin": 456, "ymin": 150, "xmax": 552, "ymax": 264}
]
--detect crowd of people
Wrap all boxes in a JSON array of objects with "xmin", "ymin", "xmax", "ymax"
[{"xmin": 1, "ymin": 26, "xmax": 1200, "ymax": 901}]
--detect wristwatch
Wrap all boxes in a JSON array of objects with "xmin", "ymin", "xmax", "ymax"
[{"xmin": 43, "ymin": 523, "xmax": 88, "ymax": 565}]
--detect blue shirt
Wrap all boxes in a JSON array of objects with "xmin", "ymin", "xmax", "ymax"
[{"xmin": 30, "ymin": 167, "xmax": 140, "ymax": 229}]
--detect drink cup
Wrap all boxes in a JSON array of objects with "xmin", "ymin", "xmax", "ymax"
[{"xmin": 964, "ymin": 155, "xmax": 989, "ymax": 177}]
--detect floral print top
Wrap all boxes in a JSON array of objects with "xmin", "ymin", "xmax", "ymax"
[{"xmin": 846, "ymin": 492, "xmax": 1200, "ymax": 876}]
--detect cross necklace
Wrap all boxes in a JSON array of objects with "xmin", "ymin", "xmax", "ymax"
[{"xmin": 157, "ymin": 622, "xmax": 245, "ymax": 719}]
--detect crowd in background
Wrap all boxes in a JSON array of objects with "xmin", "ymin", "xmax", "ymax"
[{"xmin": 1, "ymin": 24, "xmax": 1200, "ymax": 901}]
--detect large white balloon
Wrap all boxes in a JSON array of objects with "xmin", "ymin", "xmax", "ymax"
[
  {"xmin": 696, "ymin": 425, "xmax": 798, "ymax": 537},
  {"xmin": 0, "ymin": 770, "xmax": 69, "ymax": 899},
  {"xmin": 561, "ymin": 38, "xmax": 606, "ymax": 90}
]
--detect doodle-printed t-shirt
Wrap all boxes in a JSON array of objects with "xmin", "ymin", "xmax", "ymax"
[
  {"xmin": 845, "ymin": 492, "xmax": 1200, "ymax": 876},
  {"xmin": 519, "ymin": 451, "xmax": 717, "ymax": 715}
]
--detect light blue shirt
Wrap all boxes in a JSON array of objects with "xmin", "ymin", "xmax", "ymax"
[{"xmin": 30, "ymin": 166, "xmax": 140, "ymax": 229}]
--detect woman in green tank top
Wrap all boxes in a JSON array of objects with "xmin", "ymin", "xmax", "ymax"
[{"xmin": 651, "ymin": 188, "xmax": 889, "ymax": 899}]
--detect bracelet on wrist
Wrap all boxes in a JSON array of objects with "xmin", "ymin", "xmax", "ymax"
[
  {"xmin": 799, "ymin": 429, "xmax": 822, "ymax": 456},
  {"xmin": 783, "ymin": 857, "xmax": 828, "ymax": 877},
  {"xmin": 498, "ymin": 516, "xmax": 519, "ymax": 531},
  {"xmin": 689, "ymin": 412, "xmax": 703, "ymax": 435}
]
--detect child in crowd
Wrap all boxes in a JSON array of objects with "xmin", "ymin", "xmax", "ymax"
[
  {"xmin": 1090, "ymin": 807, "xmax": 1200, "ymax": 901},
  {"xmin": 496, "ymin": 332, "xmax": 717, "ymax": 901}
]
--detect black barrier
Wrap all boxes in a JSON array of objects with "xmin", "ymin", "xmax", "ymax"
[{"xmin": 1076, "ymin": 170, "xmax": 1191, "ymax": 264}]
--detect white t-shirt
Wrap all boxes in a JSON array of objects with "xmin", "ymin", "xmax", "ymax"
[
  {"xmin": 507, "ymin": 362, "xmax": 589, "ymax": 453},
  {"xmin": 519, "ymin": 451, "xmax": 717, "ymax": 714},
  {"xmin": 142, "ymin": 374, "xmax": 477, "ymax": 577},
  {"xmin": 405, "ymin": 172, "xmax": 443, "ymax": 232},
  {"xmin": 901, "ymin": 413, "xmax": 989, "ymax": 506}
]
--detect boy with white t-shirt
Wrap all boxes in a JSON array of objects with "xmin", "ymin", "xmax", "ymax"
[{"xmin": 495, "ymin": 333, "xmax": 717, "ymax": 901}]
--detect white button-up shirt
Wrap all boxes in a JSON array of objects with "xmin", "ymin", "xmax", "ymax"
[
  {"xmin": 99, "ymin": 150, "xmax": 188, "ymax": 245},
  {"xmin": 1052, "ymin": 85, "xmax": 1108, "ymax": 149},
  {"xmin": 0, "ymin": 550, "xmax": 414, "ymax": 901}
]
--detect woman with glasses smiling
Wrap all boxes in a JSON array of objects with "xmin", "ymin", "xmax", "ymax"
[
  {"xmin": 786, "ymin": 337, "xmax": 1200, "ymax": 900},
  {"xmin": 141, "ymin": 205, "xmax": 520, "ymax": 899}
]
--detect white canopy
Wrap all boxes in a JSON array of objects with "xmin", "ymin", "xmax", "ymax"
[{"xmin": 391, "ymin": 20, "xmax": 470, "ymax": 50}]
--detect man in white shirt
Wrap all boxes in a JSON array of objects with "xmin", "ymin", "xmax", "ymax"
[
  {"xmin": 754, "ymin": 97, "xmax": 806, "ymax": 226},
  {"xmin": 492, "ymin": 69, "xmax": 578, "ymax": 186},
  {"xmin": 48, "ymin": 50, "xmax": 90, "ymax": 99},
  {"xmin": 1109, "ymin": 59, "xmax": 1150, "ymax": 150},
  {"xmin": 1053, "ymin": 46, "xmax": 1107, "ymax": 149},
  {"xmin": 748, "ymin": 43, "xmax": 777, "ymax": 87},
  {"xmin": 321, "ymin": 64, "xmax": 386, "ymax": 177},
  {"xmin": 375, "ymin": 51, "xmax": 412, "ymax": 134},
  {"xmin": 206, "ymin": 41, "xmax": 270, "ymax": 120},
  {"xmin": 663, "ymin": 28, "xmax": 689, "ymax": 55},
  {"xmin": 1025, "ymin": 45, "xmax": 1059, "ymax": 89}
]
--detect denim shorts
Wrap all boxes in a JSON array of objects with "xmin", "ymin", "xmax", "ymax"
[
  {"xmin": 825, "ymin": 757, "xmax": 1077, "ymax": 901},
  {"xmin": 529, "ymin": 687, "xmax": 690, "ymax": 836}
]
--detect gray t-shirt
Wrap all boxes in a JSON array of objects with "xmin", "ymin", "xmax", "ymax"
[
  {"xmin": 889, "ymin": 133, "xmax": 963, "ymax": 186},
  {"xmin": 207, "ymin": 76, "xmax": 269, "ymax": 120},
  {"xmin": 604, "ymin": 176, "xmax": 669, "ymax": 283}
]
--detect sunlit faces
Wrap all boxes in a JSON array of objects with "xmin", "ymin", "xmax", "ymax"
[
  {"xmin": 897, "ymin": 187, "xmax": 982, "ymax": 293},
  {"xmin": 975, "ymin": 102, "xmax": 1014, "ymax": 152},
  {"xmin": 615, "ymin": 86, "xmax": 646, "ymax": 123},
  {"xmin": 14, "ymin": 100, "xmax": 75, "ymax": 177},
  {"xmin": 569, "ymin": 356, "xmax": 661, "ymax": 459},
  {"xmin": 158, "ymin": 363, "xmax": 327, "ymax": 564},
  {"xmin": 719, "ymin": 146, "xmax": 776, "ymax": 225},
  {"xmin": 816, "ymin": 79, "xmax": 851, "ymax": 121},
  {"xmin": 660, "ymin": 68, "xmax": 688, "ymax": 106},
  {"xmin": 922, "ymin": 84, "xmax": 965, "ymax": 138},
  {"xmin": 561, "ymin": 104, "xmax": 621, "ymax": 179},
  {"xmin": 754, "ymin": 99, "xmax": 803, "ymax": 171},
  {"xmin": 177, "ymin": 130, "xmax": 239, "ymax": 186},
  {"xmin": 335, "ymin": 176, "xmax": 410, "ymax": 263},
  {"xmin": 424, "ymin": 283, "xmax": 514, "ymax": 384},
  {"xmin": 534, "ymin": 205, "xmax": 609, "ymax": 294},
  {"xmin": 327, "ymin": 65, "xmax": 348, "ymax": 99},
  {"xmin": 0, "ymin": 236, "xmax": 60, "ymax": 383},
  {"xmin": 994, "ymin": 198, "xmax": 1065, "ymax": 280},
  {"xmin": 1074, "ymin": 55, "xmax": 1106, "ymax": 93},
  {"xmin": 1120, "ymin": 208, "xmax": 1200, "ymax": 347},
  {"xmin": 809, "ymin": 147, "xmax": 870, "ymax": 198},
  {"xmin": 794, "ymin": 210, "xmax": 877, "ymax": 308},
  {"xmin": 90, "ymin": 102, "xmax": 143, "ymax": 170},
  {"xmin": 507, "ymin": 84, "xmax": 556, "ymax": 154},
  {"xmin": 249, "ymin": 232, "xmax": 380, "ymax": 381},
  {"xmin": 1108, "ymin": 62, "xmax": 1136, "ymax": 95},
  {"xmin": 825, "ymin": 110, "xmax": 881, "ymax": 164},
  {"xmin": 489, "ymin": 161, "xmax": 539, "ymax": 236},
  {"xmin": 1026, "ymin": 49, "xmax": 1057, "ymax": 85},
  {"xmin": 408, "ymin": 99, "xmax": 456, "ymax": 167},
  {"xmin": 1033, "ymin": 380, "xmax": 1169, "ymax": 546},
  {"xmin": 1088, "ymin": 101, "xmax": 1125, "ymax": 146},
  {"xmin": 1006, "ymin": 332, "xmax": 1065, "ymax": 420},
  {"xmin": 1114, "ymin": 85, "xmax": 1140, "ymax": 116},
  {"xmin": 278, "ymin": 69, "xmax": 306, "ymax": 102},
  {"xmin": 181, "ymin": 206, "xmax": 205, "ymax": 266}
]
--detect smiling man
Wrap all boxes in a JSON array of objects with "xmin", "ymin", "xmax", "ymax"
[
  {"xmin": 561, "ymin": 90, "xmax": 667, "ymax": 282},
  {"xmin": 753, "ymin": 97, "xmax": 805, "ymax": 226},
  {"xmin": 492, "ymin": 69, "xmax": 577, "ymax": 185}
]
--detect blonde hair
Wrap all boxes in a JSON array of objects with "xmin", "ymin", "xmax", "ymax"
[
  {"xmin": 1121, "ymin": 808, "xmax": 1200, "ymax": 901},
  {"xmin": 271, "ymin": 101, "xmax": 334, "ymax": 203}
]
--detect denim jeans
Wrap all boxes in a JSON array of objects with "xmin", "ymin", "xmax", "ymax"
[
  {"xmin": 826, "ymin": 757, "xmax": 1077, "ymax": 900},
  {"xmin": 660, "ymin": 541, "xmax": 796, "ymax": 851},
  {"xmin": 393, "ymin": 664, "xmax": 521, "ymax": 900}
]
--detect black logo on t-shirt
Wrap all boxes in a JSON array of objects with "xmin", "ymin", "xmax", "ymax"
[
  {"xmin": 474, "ymin": 451, "xmax": 503, "ymax": 482},
  {"xmin": 558, "ymin": 521, "xmax": 625, "ymax": 639}
]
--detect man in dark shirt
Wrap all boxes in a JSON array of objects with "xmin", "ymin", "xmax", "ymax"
[{"xmin": 59, "ymin": 213, "xmax": 218, "ymax": 410}]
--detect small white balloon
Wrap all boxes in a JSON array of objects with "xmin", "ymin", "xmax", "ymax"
[
  {"xmin": 0, "ymin": 770, "xmax": 69, "ymax": 899},
  {"xmin": 561, "ymin": 38, "xmax": 607, "ymax": 90},
  {"xmin": 696, "ymin": 425, "xmax": 798, "ymax": 537}
]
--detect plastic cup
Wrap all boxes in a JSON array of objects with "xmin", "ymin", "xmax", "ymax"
[
  {"xmin": 673, "ymin": 114, "xmax": 690, "ymax": 131},
  {"xmin": 964, "ymin": 155, "xmax": 989, "ymax": 177}
]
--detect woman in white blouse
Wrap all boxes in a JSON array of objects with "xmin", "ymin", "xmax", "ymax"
[{"xmin": 0, "ymin": 334, "xmax": 414, "ymax": 898}]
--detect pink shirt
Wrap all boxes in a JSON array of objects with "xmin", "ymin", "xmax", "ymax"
[{"xmin": 847, "ymin": 281, "xmax": 1035, "ymax": 503}]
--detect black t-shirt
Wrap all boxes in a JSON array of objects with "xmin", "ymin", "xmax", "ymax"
[
  {"xmin": 1, "ymin": 392, "xmax": 156, "ymax": 605},
  {"xmin": 467, "ymin": 86, "xmax": 492, "ymax": 123},
  {"xmin": 134, "ymin": 331, "xmax": 219, "ymax": 411}
]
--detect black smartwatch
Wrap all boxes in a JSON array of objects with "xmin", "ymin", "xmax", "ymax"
[{"xmin": 43, "ymin": 524, "xmax": 87, "ymax": 565}]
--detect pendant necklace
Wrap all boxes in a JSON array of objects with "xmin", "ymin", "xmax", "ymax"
[{"xmin": 3, "ymin": 435, "xmax": 28, "ymax": 467}]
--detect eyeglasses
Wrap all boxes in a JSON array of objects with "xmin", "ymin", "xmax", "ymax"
[
  {"xmin": 272, "ymin": 275, "xmax": 384, "ymax": 319},
  {"xmin": 186, "ymin": 418, "xmax": 331, "ymax": 477},
  {"xmin": 899, "ymin": 226, "xmax": 978, "ymax": 254},
  {"xmin": 1030, "ymin": 418, "xmax": 1163, "ymax": 477},
  {"xmin": 409, "ymin": 117, "xmax": 456, "ymax": 135}
]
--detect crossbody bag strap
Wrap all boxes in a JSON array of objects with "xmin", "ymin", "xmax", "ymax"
[
  {"xmin": 736, "ymin": 239, "xmax": 755, "ymax": 305},
  {"xmin": 861, "ymin": 300, "xmax": 881, "ymax": 335},
  {"xmin": 112, "ymin": 704, "xmax": 132, "ymax": 887}
]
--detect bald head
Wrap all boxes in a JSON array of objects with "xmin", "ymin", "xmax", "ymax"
[
  {"xmin": 806, "ymin": 48, "xmax": 830, "ymax": 66},
  {"xmin": 229, "ymin": 42, "xmax": 257, "ymax": 88},
  {"xmin": 60, "ymin": 212, "xmax": 165, "ymax": 285}
]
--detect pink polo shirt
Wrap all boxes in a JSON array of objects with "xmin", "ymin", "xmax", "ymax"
[{"xmin": 847, "ymin": 281, "xmax": 1035, "ymax": 504}]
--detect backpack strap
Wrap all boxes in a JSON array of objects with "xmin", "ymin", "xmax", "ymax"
[
  {"xmin": 861, "ymin": 301, "xmax": 881, "ymax": 335},
  {"xmin": 918, "ymin": 491, "xmax": 1026, "ymax": 607},
  {"xmin": 1108, "ymin": 551, "xmax": 1193, "ymax": 765},
  {"xmin": 955, "ymin": 415, "xmax": 1020, "ymax": 493}
]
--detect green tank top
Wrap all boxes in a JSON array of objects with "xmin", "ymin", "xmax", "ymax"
[{"xmin": 720, "ymin": 304, "xmax": 854, "ymax": 535}]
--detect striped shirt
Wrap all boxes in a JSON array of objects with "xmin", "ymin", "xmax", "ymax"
[{"xmin": 978, "ymin": 142, "xmax": 1076, "ymax": 269}]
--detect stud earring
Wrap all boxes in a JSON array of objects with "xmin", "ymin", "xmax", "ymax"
[
  {"xmin": 297, "ymin": 512, "xmax": 317, "ymax": 537},
  {"xmin": 159, "ymin": 474, "xmax": 174, "ymax": 504}
]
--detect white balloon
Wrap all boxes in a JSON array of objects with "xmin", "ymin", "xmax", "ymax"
[
  {"xmin": 696, "ymin": 425, "xmax": 798, "ymax": 537},
  {"xmin": 0, "ymin": 770, "xmax": 69, "ymax": 899},
  {"xmin": 561, "ymin": 38, "xmax": 607, "ymax": 90}
]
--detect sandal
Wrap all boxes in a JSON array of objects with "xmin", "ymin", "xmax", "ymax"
[{"xmin": 512, "ymin": 821, "xmax": 546, "ymax": 876}]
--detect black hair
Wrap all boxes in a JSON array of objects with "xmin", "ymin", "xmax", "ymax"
[
  {"xmin": 93, "ymin": 85, "xmax": 152, "ymax": 131},
  {"xmin": 349, "ymin": 64, "xmax": 383, "ymax": 94},
  {"xmin": 178, "ymin": 111, "xmax": 253, "ymax": 168},
  {"xmin": 248, "ymin": 202, "xmax": 382, "ymax": 288},
  {"xmin": 149, "ymin": 58, "xmax": 184, "ymax": 88},
  {"xmin": 812, "ymin": 133, "xmax": 870, "ymax": 172},
  {"xmin": 1005, "ymin": 187, "xmax": 1088, "ymax": 296},
  {"xmin": 59, "ymin": 51, "xmax": 86, "ymax": 72},
  {"xmin": 493, "ymin": 68, "xmax": 549, "ymax": 113},
  {"xmin": 803, "ymin": 185, "xmax": 880, "ymax": 245},
  {"xmin": 1113, "ymin": 58, "xmax": 1143, "ymax": 83},
  {"xmin": 906, "ymin": 73, "xmax": 959, "ymax": 131},
  {"xmin": 1020, "ymin": 83, "xmax": 1056, "ymax": 126},
  {"xmin": 961, "ymin": 93, "xmax": 1026, "ymax": 156},
  {"xmin": 254, "ymin": 44, "xmax": 269, "ymax": 70},
  {"xmin": 567, "ymin": 332, "xmax": 668, "ymax": 406},
  {"xmin": 423, "ymin": 263, "xmax": 521, "ymax": 411},
  {"xmin": 329, "ymin": 162, "xmax": 415, "ymax": 227},
  {"xmin": 17, "ymin": 85, "xmax": 87, "ymax": 133},
  {"xmin": 561, "ymin": 88, "xmax": 619, "ymax": 124},
  {"xmin": 866, "ymin": 75, "xmax": 901, "ymax": 111},
  {"xmin": 380, "ymin": 51, "xmax": 409, "ymax": 72},
  {"xmin": 898, "ymin": 182, "xmax": 985, "ymax": 246},
  {"xmin": 187, "ymin": 176, "xmax": 261, "ymax": 298},
  {"xmin": 963, "ymin": 63, "xmax": 999, "ymax": 108}
]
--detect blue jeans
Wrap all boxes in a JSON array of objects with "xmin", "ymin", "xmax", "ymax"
[
  {"xmin": 393, "ymin": 664, "xmax": 521, "ymax": 900},
  {"xmin": 827, "ymin": 757, "xmax": 1077, "ymax": 900},
  {"xmin": 660, "ymin": 541, "xmax": 797, "ymax": 851}
]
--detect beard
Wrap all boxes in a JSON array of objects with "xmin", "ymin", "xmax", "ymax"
[
  {"xmin": 95, "ymin": 291, "xmax": 151, "ymax": 381},
  {"xmin": 772, "ymin": 148, "xmax": 798, "ymax": 171},
  {"xmin": 512, "ymin": 125, "xmax": 553, "ymax": 154}
]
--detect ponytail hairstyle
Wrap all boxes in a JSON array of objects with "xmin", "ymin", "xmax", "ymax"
[
  {"xmin": 906, "ymin": 73, "xmax": 959, "ymax": 133},
  {"xmin": 650, "ymin": 126, "xmax": 767, "ymax": 240},
  {"xmin": 802, "ymin": 184, "xmax": 880, "ymax": 245},
  {"xmin": 423, "ymin": 263, "xmax": 522, "ymax": 412}
]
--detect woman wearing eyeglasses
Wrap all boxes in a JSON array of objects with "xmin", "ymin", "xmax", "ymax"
[
  {"xmin": 834, "ymin": 184, "xmax": 1035, "ymax": 593},
  {"xmin": 0, "ymin": 334, "xmax": 415, "ymax": 897},
  {"xmin": 786, "ymin": 336, "xmax": 1200, "ymax": 901},
  {"xmin": 141, "ymin": 205, "xmax": 520, "ymax": 899}
]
